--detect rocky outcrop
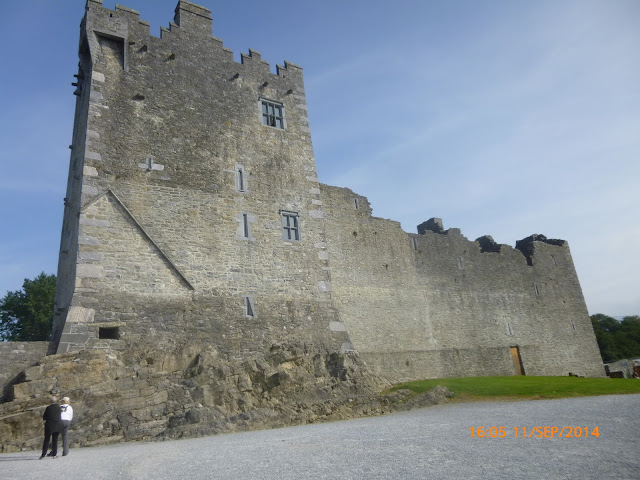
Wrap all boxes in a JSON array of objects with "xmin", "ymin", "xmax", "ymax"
[
  {"xmin": 0, "ymin": 345, "xmax": 451, "ymax": 452},
  {"xmin": 0, "ymin": 342, "xmax": 49, "ymax": 402}
]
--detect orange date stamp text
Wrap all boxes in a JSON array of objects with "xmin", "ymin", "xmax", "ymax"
[{"xmin": 469, "ymin": 426, "xmax": 600, "ymax": 439}]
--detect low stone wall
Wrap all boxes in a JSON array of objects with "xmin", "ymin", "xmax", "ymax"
[
  {"xmin": 605, "ymin": 359, "xmax": 640, "ymax": 378},
  {"xmin": 0, "ymin": 342, "xmax": 48, "ymax": 400}
]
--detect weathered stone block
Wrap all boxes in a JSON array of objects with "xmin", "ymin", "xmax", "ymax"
[
  {"xmin": 329, "ymin": 322, "xmax": 346, "ymax": 332},
  {"xmin": 75, "ymin": 264, "xmax": 103, "ymax": 278},
  {"xmin": 66, "ymin": 307, "xmax": 96, "ymax": 324}
]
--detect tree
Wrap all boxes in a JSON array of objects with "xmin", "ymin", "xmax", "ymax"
[
  {"xmin": 591, "ymin": 313, "xmax": 640, "ymax": 362},
  {"xmin": 0, "ymin": 273, "xmax": 56, "ymax": 341},
  {"xmin": 591, "ymin": 314, "xmax": 620, "ymax": 362},
  {"xmin": 616, "ymin": 316, "xmax": 640, "ymax": 359}
]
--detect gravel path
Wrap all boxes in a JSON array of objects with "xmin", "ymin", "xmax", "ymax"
[{"xmin": 2, "ymin": 394, "xmax": 639, "ymax": 479}]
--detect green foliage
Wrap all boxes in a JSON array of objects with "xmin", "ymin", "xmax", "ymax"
[
  {"xmin": 591, "ymin": 314, "xmax": 640, "ymax": 362},
  {"xmin": 0, "ymin": 273, "xmax": 56, "ymax": 341},
  {"xmin": 390, "ymin": 376, "xmax": 640, "ymax": 400}
]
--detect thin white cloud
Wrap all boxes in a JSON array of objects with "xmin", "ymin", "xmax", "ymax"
[{"xmin": 312, "ymin": 0, "xmax": 640, "ymax": 315}]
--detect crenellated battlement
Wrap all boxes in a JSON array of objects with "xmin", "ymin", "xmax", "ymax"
[
  {"xmin": 114, "ymin": 4, "xmax": 140, "ymax": 17},
  {"xmin": 174, "ymin": 0, "xmax": 212, "ymax": 23},
  {"xmin": 84, "ymin": 0, "xmax": 302, "ymax": 81}
]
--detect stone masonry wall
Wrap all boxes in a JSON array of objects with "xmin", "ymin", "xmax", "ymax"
[
  {"xmin": 52, "ymin": 0, "xmax": 349, "ymax": 357},
  {"xmin": 0, "ymin": 342, "xmax": 48, "ymax": 399},
  {"xmin": 321, "ymin": 184, "xmax": 605, "ymax": 380},
  {"xmin": 49, "ymin": 27, "xmax": 94, "ymax": 353}
]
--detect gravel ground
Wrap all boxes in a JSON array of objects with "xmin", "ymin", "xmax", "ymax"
[{"xmin": 1, "ymin": 394, "xmax": 639, "ymax": 480}]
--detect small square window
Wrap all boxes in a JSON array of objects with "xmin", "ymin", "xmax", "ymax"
[
  {"xmin": 281, "ymin": 211, "xmax": 300, "ymax": 241},
  {"xmin": 261, "ymin": 99, "xmax": 285, "ymax": 129},
  {"xmin": 99, "ymin": 326, "xmax": 120, "ymax": 339}
]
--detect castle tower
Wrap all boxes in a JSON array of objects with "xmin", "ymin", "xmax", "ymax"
[{"xmin": 50, "ymin": 1, "xmax": 351, "ymax": 356}]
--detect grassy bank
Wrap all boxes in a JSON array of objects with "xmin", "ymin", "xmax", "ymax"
[{"xmin": 390, "ymin": 376, "xmax": 640, "ymax": 402}]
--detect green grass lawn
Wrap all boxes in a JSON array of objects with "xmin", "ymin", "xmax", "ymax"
[{"xmin": 389, "ymin": 376, "xmax": 640, "ymax": 402}]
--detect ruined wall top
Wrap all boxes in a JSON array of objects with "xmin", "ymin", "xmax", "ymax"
[
  {"xmin": 417, "ymin": 218, "xmax": 444, "ymax": 235},
  {"xmin": 417, "ymin": 217, "xmax": 567, "ymax": 257}
]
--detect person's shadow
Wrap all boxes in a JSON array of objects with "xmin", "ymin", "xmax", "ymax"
[{"xmin": 0, "ymin": 456, "xmax": 40, "ymax": 461}]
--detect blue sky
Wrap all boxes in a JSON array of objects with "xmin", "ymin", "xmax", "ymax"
[{"xmin": 1, "ymin": 0, "xmax": 638, "ymax": 316}]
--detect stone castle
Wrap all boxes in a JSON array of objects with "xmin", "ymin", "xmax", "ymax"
[
  {"xmin": 47, "ymin": 0, "xmax": 604, "ymax": 380},
  {"xmin": 0, "ymin": 0, "xmax": 607, "ymax": 451}
]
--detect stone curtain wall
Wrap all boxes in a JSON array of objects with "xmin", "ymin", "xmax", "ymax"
[
  {"xmin": 52, "ymin": 0, "xmax": 350, "ymax": 356},
  {"xmin": 0, "ymin": 342, "xmax": 48, "ymax": 399},
  {"xmin": 321, "ymin": 184, "xmax": 605, "ymax": 380}
]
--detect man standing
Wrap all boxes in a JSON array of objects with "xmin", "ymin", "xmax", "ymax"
[
  {"xmin": 40, "ymin": 396, "xmax": 63, "ymax": 459},
  {"xmin": 60, "ymin": 397, "xmax": 74, "ymax": 456}
]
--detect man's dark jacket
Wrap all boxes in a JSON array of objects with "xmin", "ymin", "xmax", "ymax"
[{"xmin": 43, "ymin": 403, "xmax": 63, "ymax": 433}]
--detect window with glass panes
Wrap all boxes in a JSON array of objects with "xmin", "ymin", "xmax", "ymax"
[
  {"xmin": 281, "ymin": 211, "xmax": 299, "ymax": 241},
  {"xmin": 261, "ymin": 99, "xmax": 284, "ymax": 129}
]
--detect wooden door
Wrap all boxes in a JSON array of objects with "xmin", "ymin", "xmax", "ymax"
[{"xmin": 510, "ymin": 346, "xmax": 524, "ymax": 375}]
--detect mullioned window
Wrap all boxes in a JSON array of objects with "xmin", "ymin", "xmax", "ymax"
[{"xmin": 261, "ymin": 99, "xmax": 285, "ymax": 129}]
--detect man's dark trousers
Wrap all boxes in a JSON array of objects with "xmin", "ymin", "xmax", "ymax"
[{"xmin": 42, "ymin": 425, "xmax": 60, "ymax": 457}]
